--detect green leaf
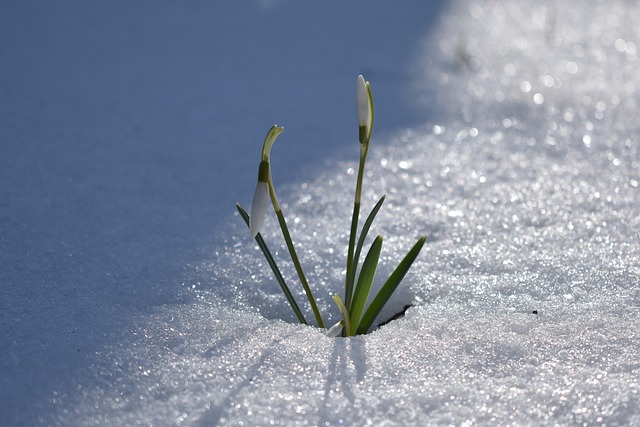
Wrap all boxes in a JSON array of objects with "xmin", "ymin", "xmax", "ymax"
[
  {"xmin": 236, "ymin": 203, "xmax": 307, "ymax": 325},
  {"xmin": 356, "ymin": 236, "xmax": 426, "ymax": 335},
  {"xmin": 348, "ymin": 195, "xmax": 385, "ymax": 310},
  {"xmin": 332, "ymin": 294, "xmax": 350, "ymax": 337},
  {"xmin": 349, "ymin": 235, "xmax": 383, "ymax": 336},
  {"xmin": 344, "ymin": 202, "xmax": 360, "ymax": 313}
]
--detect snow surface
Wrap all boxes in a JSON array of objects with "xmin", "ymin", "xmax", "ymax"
[{"xmin": 2, "ymin": 0, "xmax": 640, "ymax": 426}]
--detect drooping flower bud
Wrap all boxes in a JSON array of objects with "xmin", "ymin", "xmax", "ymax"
[{"xmin": 249, "ymin": 160, "xmax": 270, "ymax": 238}]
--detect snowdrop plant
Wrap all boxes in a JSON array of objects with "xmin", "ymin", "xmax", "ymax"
[{"xmin": 236, "ymin": 75, "xmax": 425, "ymax": 336}]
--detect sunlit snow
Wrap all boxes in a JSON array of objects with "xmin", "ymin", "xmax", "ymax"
[{"xmin": 1, "ymin": 1, "xmax": 639, "ymax": 426}]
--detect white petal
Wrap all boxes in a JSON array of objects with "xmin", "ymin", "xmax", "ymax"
[
  {"xmin": 326, "ymin": 321, "xmax": 344, "ymax": 338},
  {"xmin": 249, "ymin": 181, "xmax": 269, "ymax": 238},
  {"xmin": 356, "ymin": 75, "xmax": 368, "ymax": 127}
]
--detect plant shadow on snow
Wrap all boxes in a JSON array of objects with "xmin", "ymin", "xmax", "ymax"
[
  {"xmin": 197, "ymin": 332, "xmax": 282, "ymax": 426},
  {"xmin": 319, "ymin": 338, "xmax": 367, "ymax": 420},
  {"xmin": 195, "ymin": 330, "xmax": 368, "ymax": 426}
]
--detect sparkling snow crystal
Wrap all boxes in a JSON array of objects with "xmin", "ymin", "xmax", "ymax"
[{"xmin": 2, "ymin": 1, "xmax": 640, "ymax": 426}]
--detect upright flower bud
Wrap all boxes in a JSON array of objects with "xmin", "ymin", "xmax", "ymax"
[
  {"xmin": 249, "ymin": 160, "xmax": 270, "ymax": 238},
  {"xmin": 356, "ymin": 75, "xmax": 374, "ymax": 145}
]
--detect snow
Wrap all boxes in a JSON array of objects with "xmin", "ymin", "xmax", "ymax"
[{"xmin": 2, "ymin": 0, "xmax": 640, "ymax": 426}]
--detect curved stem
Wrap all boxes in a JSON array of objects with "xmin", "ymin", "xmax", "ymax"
[{"xmin": 268, "ymin": 178, "xmax": 325, "ymax": 328}]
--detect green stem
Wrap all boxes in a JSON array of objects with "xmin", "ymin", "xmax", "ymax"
[
  {"xmin": 345, "ymin": 202, "xmax": 359, "ymax": 310},
  {"xmin": 275, "ymin": 210, "xmax": 325, "ymax": 328},
  {"xmin": 267, "ymin": 174, "xmax": 324, "ymax": 328},
  {"xmin": 345, "ymin": 144, "xmax": 369, "ymax": 310}
]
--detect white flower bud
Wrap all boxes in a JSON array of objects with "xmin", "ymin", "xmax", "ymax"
[
  {"xmin": 249, "ymin": 181, "xmax": 269, "ymax": 238},
  {"xmin": 325, "ymin": 321, "xmax": 344, "ymax": 337},
  {"xmin": 356, "ymin": 75, "xmax": 373, "ymax": 144}
]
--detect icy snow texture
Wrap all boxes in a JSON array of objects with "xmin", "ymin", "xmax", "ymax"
[{"xmin": 2, "ymin": 0, "xmax": 640, "ymax": 426}]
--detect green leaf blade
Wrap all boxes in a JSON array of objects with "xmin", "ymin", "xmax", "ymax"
[
  {"xmin": 236, "ymin": 203, "xmax": 308, "ymax": 325},
  {"xmin": 349, "ymin": 235, "xmax": 383, "ymax": 336},
  {"xmin": 348, "ymin": 195, "xmax": 386, "ymax": 310},
  {"xmin": 357, "ymin": 235, "xmax": 426, "ymax": 335}
]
